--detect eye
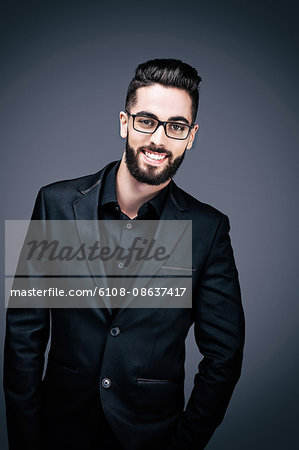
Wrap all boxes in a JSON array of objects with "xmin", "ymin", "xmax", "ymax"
[
  {"xmin": 135, "ymin": 117, "xmax": 154, "ymax": 125},
  {"xmin": 170, "ymin": 123, "xmax": 186, "ymax": 132},
  {"xmin": 134, "ymin": 117, "xmax": 157, "ymax": 130},
  {"xmin": 140, "ymin": 119, "xmax": 153, "ymax": 125}
]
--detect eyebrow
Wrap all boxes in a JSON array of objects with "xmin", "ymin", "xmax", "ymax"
[{"xmin": 135, "ymin": 110, "xmax": 191, "ymax": 125}]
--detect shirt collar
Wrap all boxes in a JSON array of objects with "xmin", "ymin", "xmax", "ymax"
[
  {"xmin": 99, "ymin": 160, "xmax": 171, "ymax": 218},
  {"xmin": 99, "ymin": 160, "xmax": 120, "ymax": 206}
]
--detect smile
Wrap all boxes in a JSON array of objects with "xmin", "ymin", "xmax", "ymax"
[
  {"xmin": 144, "ymin": 151, "xmax": 167, "ymax": 160},
  {"xmin": 141, "ymin": 149, "xmax": 169, "ymax": 166}
]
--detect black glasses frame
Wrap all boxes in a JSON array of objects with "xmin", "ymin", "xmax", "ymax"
[{"xmin": 126, "ymin": 111, "xmax": 194, "ymax": 140}]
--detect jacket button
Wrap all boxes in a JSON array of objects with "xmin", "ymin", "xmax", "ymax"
[
  {"xmin": 110, "ymin": 326, "xmax": 121, "ymax": 337},
  {"xmin": 102, "ymin": 378, "xmax": 111, "ymax": 389}
]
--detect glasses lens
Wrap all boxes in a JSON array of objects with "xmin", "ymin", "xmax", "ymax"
[
  {"xmin": 166, "ymin": 122, "xmax": 189, "ymax": 139},
  {"xmin": 134, "ymin": 116, "xmax": 158, "ymax": 133}
]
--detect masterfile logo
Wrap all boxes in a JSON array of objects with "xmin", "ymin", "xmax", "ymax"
[{"xmin": 5, "ymin": 220, "xmax": 193, "ymax": 309}]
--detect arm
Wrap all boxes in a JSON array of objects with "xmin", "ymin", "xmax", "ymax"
[
  {"xmin": 169, "ymin": 214, "xmax": 245, "ymax": 449},
  {"xmin": 4, "ymin": 188, "xmax": 50, "ymax": 450}
]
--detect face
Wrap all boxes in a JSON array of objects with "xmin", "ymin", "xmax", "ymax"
[{"xmin": 119, "ymin": 84, "xmax": 199, "ymax": 186}]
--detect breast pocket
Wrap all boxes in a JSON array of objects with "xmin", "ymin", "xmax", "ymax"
[{"xmin": 160, "ymin": 265, "xmax": 197, "ymax": 273}]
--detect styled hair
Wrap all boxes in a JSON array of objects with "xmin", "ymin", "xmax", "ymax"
[{"xmin": 125, "ymin": 59, "xmax": 201, "ymax": 122}]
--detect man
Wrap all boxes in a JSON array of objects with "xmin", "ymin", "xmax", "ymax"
[{"xmin": 4, "ymin": 59, "xmax": 245, "ymax": 450}]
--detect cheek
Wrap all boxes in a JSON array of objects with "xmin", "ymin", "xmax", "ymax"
[
  {"xmin": 128, "ymin": 131, "xmax": 150, "ymax": 149},
  {"xmin": 171, "ymin": 143, "xmax": 187, "ymax": 158}
]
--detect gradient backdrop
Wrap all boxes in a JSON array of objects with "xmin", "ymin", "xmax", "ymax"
[{"xmin": 1, "ymin": 1, "xmax": 298, "ymax": 449}]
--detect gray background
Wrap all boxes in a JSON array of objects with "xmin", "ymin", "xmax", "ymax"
[{"xmin": 1, "ymin": 1, "xmax": 298, "ymax": 449}]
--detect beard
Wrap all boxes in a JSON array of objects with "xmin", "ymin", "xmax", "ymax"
[{"xmin": 124, "ymin": 138, "xmax": 187, "ymax": 186}]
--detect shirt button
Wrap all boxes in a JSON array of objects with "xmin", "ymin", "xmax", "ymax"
[
  {"xmin": 102, "ymin": 378, "xmax": 111, "ymax": 389},
  {"xmin": 118, "ymin": 262, "xmax": 124, "ymax": 269},
  {"xmin": 110, "ymin": 326, "xmax": 121, "ymax": 336},
  {"xmin": 126, "ymin": 222, "xmax": 132, "ymax": 230}
]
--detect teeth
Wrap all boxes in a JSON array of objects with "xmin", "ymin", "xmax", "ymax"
[{"xmin": 144, "ymin": 151, "xmax": 166, "ymax": 161}]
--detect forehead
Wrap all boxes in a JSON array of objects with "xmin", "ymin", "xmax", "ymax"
[{"xmin": 133, "ymin": 84, "xmax": 193, "ymax": 121}]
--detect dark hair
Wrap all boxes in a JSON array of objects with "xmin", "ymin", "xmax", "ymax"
[{"xmin": 125, "ymin": 59, "xmax": 201, "ymax": 123}]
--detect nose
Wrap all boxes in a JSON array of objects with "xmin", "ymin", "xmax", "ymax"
[{"xmin": 150, "ymin": 124, "xmax": 168, "ymax": 147}]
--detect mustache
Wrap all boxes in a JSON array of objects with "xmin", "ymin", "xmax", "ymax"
[{"xmin": 138, "ymin": 144, "xmax": 172, "ymax": 157}]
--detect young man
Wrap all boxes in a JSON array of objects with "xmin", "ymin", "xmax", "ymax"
[{"xmin": 4, "ymin": 59, "xmax": 245, "ymax": 450}]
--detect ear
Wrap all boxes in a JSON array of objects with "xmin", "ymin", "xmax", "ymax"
[
  {"xmin": 119, "ymin": 111, "xmax": 128, "ymax": 138},
  {"xmin": 186, "ymin": 124, "xmax": 199, "ymax": 150}
]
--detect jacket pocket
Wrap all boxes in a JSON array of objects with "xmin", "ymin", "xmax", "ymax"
[
  {"xmin": 137, "ymin": 377, "xmax": 180, "ymax": 385},
  {"xmin": 47, "ymin": 356, "xmax": 79, "ymax": 373}
]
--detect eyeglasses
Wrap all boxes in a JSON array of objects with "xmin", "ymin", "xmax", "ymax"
[{"xmin": 126, "ymin": 111, "xmax": 194, "ymax": 140}]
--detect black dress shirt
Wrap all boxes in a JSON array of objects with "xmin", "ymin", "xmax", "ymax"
[
  {"xmin": 98, "ymin": 160, "xmax": 171, "ymax": 310},
  {"xmin": 95, "ymin": 161, "xmax": 171, "ymax": 449},
  {"xmin": 98, "ymin": 160, "xmax": 170, "ymax": 221}
]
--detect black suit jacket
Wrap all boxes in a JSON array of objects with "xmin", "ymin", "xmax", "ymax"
[{"xmin": 4, "ymin": 161, "xmax": 245, "ymax": 450}]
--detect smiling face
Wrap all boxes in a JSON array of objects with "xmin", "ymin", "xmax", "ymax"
[{"xmin": 120, "ymin": 84, "xmax": 199, "ymax": 186}]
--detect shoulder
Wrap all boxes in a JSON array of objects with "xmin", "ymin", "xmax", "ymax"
[
  {"xmin": 31, "ymin": 173, "xmax": 98, "ymax": 219},
  {"xmin": 32, "ymin": 161, "xmax": 118, "ymax": 219},
  {"xmin": 39, "ymin": 161, "xmax": 117, "ymax": 201},
  {"xmin": 172, "ymin": 182, "xmax": 228, "ymax": 224},
  {"xmin": 172, "ymin": 184, "xmax": 232, "ymax": 256},
  {"xmin": 40, "ymin": 172, "xmax": 97, "ymax": 198}
]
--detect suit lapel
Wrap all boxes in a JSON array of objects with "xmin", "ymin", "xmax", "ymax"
[{"xmin": 72, "ymin": 162, "xmax": 117, "ymax": 313}]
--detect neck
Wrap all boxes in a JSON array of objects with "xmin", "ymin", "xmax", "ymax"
[{"xmin": 115, "ymin": 155, "xmax": 170, "ymax": 219}]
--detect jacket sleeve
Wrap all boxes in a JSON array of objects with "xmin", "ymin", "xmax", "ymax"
[
  {"xmin": 168, "ymin": 214, "xmax": 245, "ymax": 449},
  {"xmin": 4, "ymin": 188, "xmax": 50, "ymax": 450}
]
